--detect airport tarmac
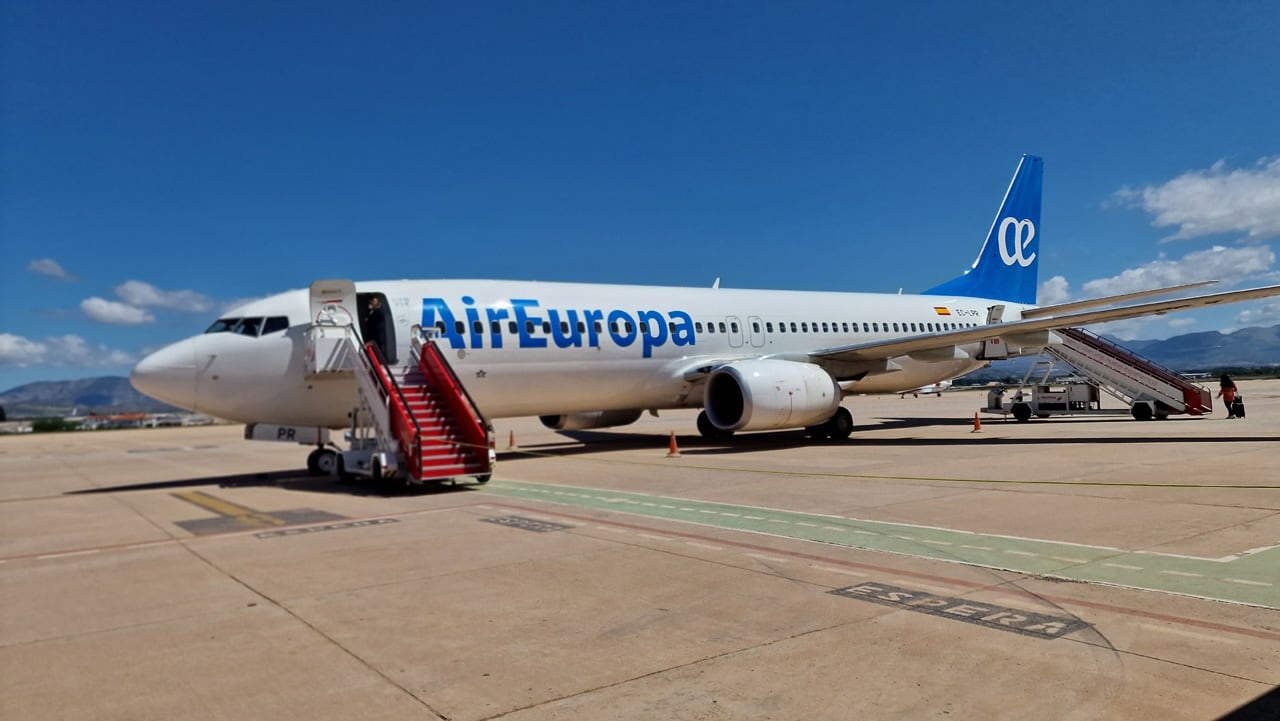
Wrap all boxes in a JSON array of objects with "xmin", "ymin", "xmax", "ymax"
[{"xmin": 2, "ymin": 380, "xmax": 1278, "ymax": 720}]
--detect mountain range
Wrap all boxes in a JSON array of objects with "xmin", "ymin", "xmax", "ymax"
[{"xmin": 2, "ymin": 325, "xmax": 1278, "ymax": 419}]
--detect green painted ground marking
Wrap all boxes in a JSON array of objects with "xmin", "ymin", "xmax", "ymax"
[{"xmin": 483, "ymin": 480, "xmax": 1279, "ymax": 609}]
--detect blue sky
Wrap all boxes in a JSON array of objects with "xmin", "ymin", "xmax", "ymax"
[{"xmin": 3, "ymin": 1, "xmax": 1279, "ymax": 390}]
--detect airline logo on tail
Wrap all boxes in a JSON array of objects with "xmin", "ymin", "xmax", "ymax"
[{"xmin": 998, "ymin": 217, "xmax": 1036, "ymax": 268}]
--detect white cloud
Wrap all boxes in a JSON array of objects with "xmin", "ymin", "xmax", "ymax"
[
  {"xmin": 1236, "ymin": 301, "xmax": 1280, "ymax": 327},
  {"xmin": 115, "ymin": 280, "xmax": 215, "ymax": 312},
  {"xmin": 1038, "ymin": 275, "xmax": 1070, "ymax": 305},
  {"xmin": 81, "ymin": 297, "xmax": 155, "ymax": 325},
  {"xmin": 0, "ymin": 333, "xmax": 135, "ymax": 368},
  {"xmin": 1113, "ymin": 157, "xmax": 1280, "ymax": 241},
  {"xmin": 27, "ymin": 258, "xmax": 77, "ymax": 281},
  {"xmin": 1166, "ymin": 317, "xmax": 1197, "ymax": 329},
  {"xmin": 1080, "ymin": 245, "xmax": 1276, "ymax": 298}
]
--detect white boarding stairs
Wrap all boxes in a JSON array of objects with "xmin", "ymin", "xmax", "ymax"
[{"xmin": 1042, "ymin": 327, "xmax": 1212, "ymax": 420}]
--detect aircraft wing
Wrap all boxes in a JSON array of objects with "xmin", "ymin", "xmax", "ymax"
[{"xmin": 812, "ymin": 283, "xmax": 1280, "ymax": 363}]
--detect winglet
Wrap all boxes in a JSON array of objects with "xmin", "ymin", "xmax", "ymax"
[{"xmin": 924, "ymin": 155, "xmax": 1044, "ymax": 304}]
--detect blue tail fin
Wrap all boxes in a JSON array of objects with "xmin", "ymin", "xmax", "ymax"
[{"xmin": 923, "ymin": 154, "xmax": 1043, "ymax": 304}]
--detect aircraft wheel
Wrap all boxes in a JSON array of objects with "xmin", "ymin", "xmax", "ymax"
[
  {"xmin": 697, "ymin": 411, "xmax": 734, "ymax": 440},
  {"xmin": 1012, "ymin": 403, "xmax": 1032, "ymax": 423},
  {"xmin": 312, "ymin": 449, "xmax": 338, "ymax": 476},
  {"xmin": 828, "ymin": 407, "xmax": 854, "ymax": 439},
  {"xmin": 475, "ymin": 474, "xmax": 492, "ymax": 484}
]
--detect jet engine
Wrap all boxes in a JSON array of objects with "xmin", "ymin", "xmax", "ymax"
[
  {"xmin": 703, "ymin": 359, "xmax": 841, "ymax": 432},
  {"xmin": 539, "ymin": 409, "xmax": 644, "ymax": 430}
]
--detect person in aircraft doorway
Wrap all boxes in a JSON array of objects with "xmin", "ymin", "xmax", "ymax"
[
  {"xmin": 363, "ymin": 296, "xmax": 390, "ymax": 363},
  {"xmin": 1218, "ymin": 374, "xmax": 1239, "ymax": 418}
]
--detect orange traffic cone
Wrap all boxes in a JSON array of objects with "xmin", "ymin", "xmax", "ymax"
[
  {"xmin": 666, "ymin": 431, "xmax": 681, "ymax": 457},
  {"xmin": 971, "ymin": 412, "xmax": 982, "ymax": 433},
  {"xmin": 507, "ymin": 430, "xmax": 519, "ymax": 450}
]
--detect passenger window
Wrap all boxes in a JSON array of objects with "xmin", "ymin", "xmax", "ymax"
[
  {"xmin": 801, "ymin": 322, "xmax": 808, "ymax": 332},
  {"xmin": 578, "ymin": 321, "xmax": 586, "ymax": 333},
  {"xmin": 790, "ymin": 322, "xmax": 797, "ymax": 332},
  {"xmin": 893, "ymin": 323, "xmax": 899, "ymax": 333},
  {"xmin": 509, "ymin": 321, "xmax": 518, "ymax": 334},
  {"xmin": 822, "ymin": 322, "xmax": 829, "ymax": 333},
  {"xmin": 640, "ymin": 323, "xmax": 649, "ymax": 335},
  {"xmin": 473, "ymin": 320, "xmax": 484, "ymax": 334},
  {"xmin": 560, "ymin": 321, "xmax": 570, "ymax": 334},
  {"xmin": 436, "ymin": 321, "xmax": 447, "ymax": 334},
  {"xmin": 490, "ymin": 321, "xmax": 501, "ymax": 333},
  {"xmin": 696, "ymin": 322, "xmax": 704, "ymax": 333},
  {"xmin": 752, "ymin": 321, "xmax": 760, "ymax": 333},
  {"xmin": 261, "ymin": 316, "xmax": 289, "ymax": 334},
  {"xmin": 731, "ymin": 322, "xmax": 739, "ymax": 333},
  {"xmin": 542, "ymin": 322, "xmax": 551, "ymax": 333},
  {"xmin": 526, "ymin": 321, "xmax": 536, "ymax": 334},
  {"xmin": 766, "ymin": 322, "xmax": 773, "ymax": 333},
  {"xmin": 718, "ymin": 322, "xmax": 726, "ymax": 333},
  {"xmin": 842, "ymin": 322, "xmax": 848, "ymax": 332},
  {"xmin": 872, "ymin": 323, "xmax": 879, "ymax": 332},
  {"xmin": 610, "ymin": 321, "xmax": 619, "ymax": 333},
  {"xmin": 594, "ymin": 321, "xmax": 603, "ymax": 333}
]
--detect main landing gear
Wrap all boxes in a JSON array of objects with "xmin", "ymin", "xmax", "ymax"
[{"xmin": 806, "ymin": 407, "xmax": 854, "ymax": 440}]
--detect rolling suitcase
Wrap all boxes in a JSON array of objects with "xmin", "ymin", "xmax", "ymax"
[{"xmin": 1231, "ymin": 397, "xmax": 1245, "ymax": 419}]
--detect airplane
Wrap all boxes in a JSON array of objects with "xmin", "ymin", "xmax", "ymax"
[{"xmin": 130, "ymin": 154, "xmax": 1280, "ymax": 475}]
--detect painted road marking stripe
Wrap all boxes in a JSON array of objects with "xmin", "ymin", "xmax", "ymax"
[
  {"xmin": 1225, "ymin": 578, "xmax": 1271, "ymax": 587},
  {"xmin": 1160, "ymin": 570, "xmax": 1202, "ymax": 578},
  {"xmin": 960, "ymin": 544, "xmax": 993, "ymax": 551},
  {"xmin": 1104, "ymin": 563, "xmax": 1143, "ymax": 570},
  {"xmin": 1139, "ymin": 623, "xmax": 1239, "ymax": 645},
  {"xmin": 685, "ymin": 542, "xmax": 723, "ymax": 551},
  {"xmin": 813, "ymin": 565, "xmax": 868, "ymax": 577},
  {"xmin": 36, "ymin": 549, "xmax": 101, "ymax": 560},
  {"xmin": 637, "ymin": 533, "xmax": 671, "ymax": 542},
  {"xmin": 746, "ymin": 553, "xmax": 789, "ymax": 564}
]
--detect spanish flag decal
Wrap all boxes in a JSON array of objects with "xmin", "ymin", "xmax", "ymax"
[{"xmin": 933, "ymin": 306, "xmax": 952, "ymax": 316}]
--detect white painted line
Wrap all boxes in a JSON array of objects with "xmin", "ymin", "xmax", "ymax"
[
  {"xmin": 1005, "ymin": 550, "xmax": 1038, "ymax": 557},
  {"xmin": 959, "ymin": 544, "xmax": 993, "ymax": 551},
  {"xmin": 679, "ymin": 507, "xmax": 697, "ymax": 512},
  {"xmin": 720, "ymin": 512, "xmax": 741, "ymax": 517},
  {"xmin": 685, "ymin": 542, "xmax": 723, "ymax": 551},
  {"xmin": 767, "ymin": 519, "xmax": 789, "ymax": 524},
  {"xmin": 893, "ymin": 535, "xmax": 916, "ymax": 541},
  {"xmin": 36, "ymin": 549, "xmax": 101, "ymax": 560},
  {"xmin": 744, "ymin": 515, "xmax": 765, "ymax": 520},
  {"xmin": 822, "ymin": 526, "xmax": 846, "ymax": 532},
  {"xmin": 637, "ymin": 533, "xmax": 671, "ymax": 542},
  {"xmin": 797, "ymin": 522, "xmax": 818, "ymax": 528},
  {"xmin": 640, "ymin": 502, "xmax": 657, "ymax": 507},
  {"xmin": 1159, "ymin": 570, "xmax": 1202, "ymax": 578},
  {"xmin": 1224, "ymin": 578, "xmax": 1271, "ymax": 587},
  {"xmin": 920, "ymin": 539, "xmax": 953, "ymax": 547},
  {"xmin": 811, "ymin": 565, "xmax": 868, "ymax": 578},
  {"xmin": 853, "ymin": 530, "xmax": 876, "ymax": 536},
  {"xmin": 892, "ymin": 579, "xmax": 955, "ymax": 595},
  {"xmin": 1139, "ymin": 623, "xmax": 1239, "ymax": 645},
  {"xmin": 1051, "ymin": 557, "xmax": 1088, "ymax": 564},
  {"xmin": 746, "ymin": 553, "xmax": 789, "ymax": 564},
  {"xmin": 699, "ymin": 510, "xmax": 719, "ymax": 515},
  {"xmin": 658, "ymin": 505, "xmax": 676, "ymax": 509},
  {"xmin": 1103, "ymin": 563, "xmax": 1143, "ymax": 570}
]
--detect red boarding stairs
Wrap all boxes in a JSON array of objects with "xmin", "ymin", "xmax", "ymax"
[
  {"xmin": 1047, "ymin": 327, "xmax": 1212, "ymax": 419},
  {"xmin": 361, "ymin": 334, "xmax": 494, "ymax": 484}
]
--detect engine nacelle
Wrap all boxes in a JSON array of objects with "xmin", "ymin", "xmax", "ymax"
[
  {"xmin": 539, "ymin": 409, "xmax": 644, "ymax": 431},
  {"xmin": 703, "ymin": 359, "xmax": 841, "ymax": 432}
]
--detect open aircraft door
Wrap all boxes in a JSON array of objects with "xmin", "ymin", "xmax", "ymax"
[{"xmin": 307, "ymin": 279, "xmax": 360, "ymax": 375}]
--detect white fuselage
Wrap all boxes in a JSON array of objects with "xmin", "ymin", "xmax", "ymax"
[{"xmin": 132, "ymin": 279, "xmax": 1026, "ymax": 428}]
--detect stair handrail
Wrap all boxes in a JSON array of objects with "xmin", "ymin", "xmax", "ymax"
[
  {"xmin": 409, "ymin": 325, "xmax": 494, "ymax": 456},
  {"xmin": 352, "ymin": 333, "xmax": 422, "ymax": 469}
]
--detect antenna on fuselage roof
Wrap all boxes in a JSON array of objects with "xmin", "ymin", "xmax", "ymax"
[
  {"xmin": 898, "ymin": 288, "xmax": 903, "ymax": 294},
  {"xmin": 712, "ymin": 277, "xmax": 720, "ymax": 289}
]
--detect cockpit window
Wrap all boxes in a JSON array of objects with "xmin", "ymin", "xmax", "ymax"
[
  {"xmin": 204, "ymin": 317, "xmax": 241, "ymax": 334},
  {"xmin": 232, "ymin": 317, "xmax": 263, "ymax": 336},
  {"xmin": 261, "ymin": 316, "xmax": 289, "ymax": 334}
]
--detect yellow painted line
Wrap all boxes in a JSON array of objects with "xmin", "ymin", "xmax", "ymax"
[{"xmin": 173, "ymin": 491, "xmax": 288, "ymax": 528}]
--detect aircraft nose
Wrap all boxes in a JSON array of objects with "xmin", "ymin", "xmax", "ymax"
[{"xmin": 130, "ymin": 339, "xmax": 200, "ymax": 411}]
